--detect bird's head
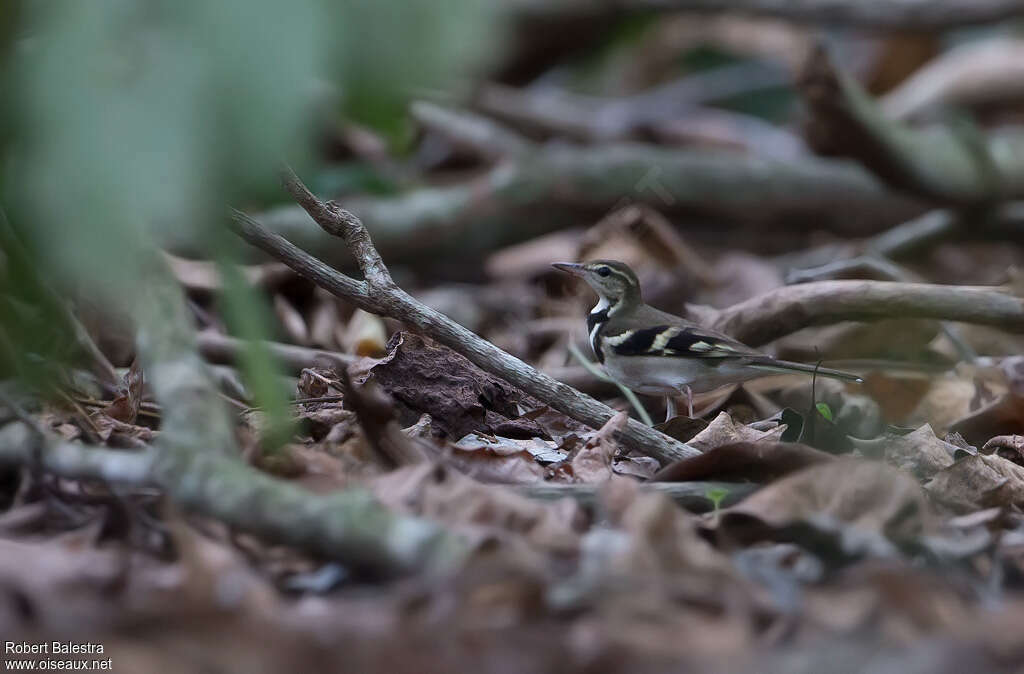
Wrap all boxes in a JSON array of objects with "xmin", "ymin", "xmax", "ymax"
[{"xmin": 552, "ymin": 259, "xmax": 641, "ymax": 306}]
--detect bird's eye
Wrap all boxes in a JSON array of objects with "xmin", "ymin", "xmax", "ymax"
[{"xmin": 597, "ymin": 266, "xmax": 611, "ymax": 277}]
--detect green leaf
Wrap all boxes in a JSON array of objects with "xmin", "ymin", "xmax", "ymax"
[
  {"xmin": 219, "ymin": 264, "xmax": 295, "ymax": 454},
  {"xmin": 704, "ymin": 486, "xmax": 730, "ymax": 511},
  {"xmin": 816, "ymin": 402, "xmax": 834, "ymax": 422}
]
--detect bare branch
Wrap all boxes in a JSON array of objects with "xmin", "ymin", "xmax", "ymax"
[
  {"xmin": 705, "ymin": 280, "xmax": 1024, "ymax": 347},
  {"xmin": 881, "ymin": 38, "xmax": 1024, "ymax": 120},
  {"xmin": 784, "ymin": 256, "xmax": 911, "ymax": 284},
  {"xmin": 197, "ymin": 330, "xmax": 355, "ymax": 374},
  {"xmin": 774, "ymin": 205, "xmax": 1024, "ymax": 272},
  {"xmin": 251, "ymin": 145, "xmax": 921, "ymax": 271},
  {"xmin": 0, "ymin": 422, "xmax": 464, "ymax": 574},
  {"xmin": 476, "ymin": 63, "xmax": 789, "ymax": 141},
  {"xmin": 411, "ymin": 101, "xmax": 534, "ymax": 160},
  {"xmin": 134, "ymin": 258, "xmax": 236, "ymax": 455},
  {"xmin": 279, "ymin": 166, "xmax": 393, "ymax": 288}
]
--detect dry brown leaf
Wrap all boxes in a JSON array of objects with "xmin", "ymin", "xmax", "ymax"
[
  {"xmin": 949, "ymin": 393, "xmax": 1024, "ymax": 447},
  {"xmin": 652, "ymin": 440, "xmax": 833, "ymax": 483},
  {"xmin": 103, "ymin": 358, "xmax": 144, "ymax": 424},
  {"xmin": 910, "ymin": 376, "xmax": 978, "ymax": 432},
  {"xmin": 719, "ymin": 459, "xmax": 932, "ymax": 547},
  {"xmin": 849, "ymin": 424, "xmax": 955, "ymax": 479},
  {"xmin": 277, "ymin": 444, "xmax": 356, "ymax": 492},
  {"xmin": 612, "ymin": 455, "xmax": 660, "ymax": 480},
  {"xmin": 862, "ymin": 372, "xmax": 934, "ymax": 424},
  {"xmin": 926, "ymin": 453, "xmax": 1024, "ymax": 512},
  {"xmin": 607, "ymin": 482, "xmax": 733, "ymax": 577},
  {"xmin": 448, "ymin": 434, "xmax": 547, "ymax": 485},
  {"xmin": 295, "ymin": 405, "xmax": 357, "ymax": 441},
  {"xmin": 802, "ymin": 562, "xmax": 975, "ymax": 643},
  {"xmin": 373, "ymin": 464, "xmax": 582, "ymax": 553},
  {"xmin": 568, "ymin": 411, "xmax": 628, "ymax": 483},
  {"xmin": 0, "ymin": 535, "xmax": 127, "ymax": 633},
  {"xmin": 89, "ymin": 414, "xmax": 156, "ymax": 447},
  {"xmin": 364, "ymin": 332, "xmax": 538, "ymax": 439},
  {"xmin": 516, "ymin": 405, "xmax": 592, "ymax": 443},
  {"xmin": 296, "ymin": 368, "xmax": 331, "ymax": 399},
  {"xmin": 341, "ymin": 309, "xmax": 388, "ymax": 357},
  {"xmin": 687, "ymin": 412, "xmax": 784, "ymax": 453},
  {"xmin": 556, "ymin": 482, "xmax": 750, "ymax": 661},
  {"xmin": 656, "ymin": 415, "xmax": 711, "ymax": 443}
]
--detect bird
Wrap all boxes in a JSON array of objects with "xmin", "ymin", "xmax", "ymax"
[{"xmin": 552, "ymin": 259, "xmax": 862, "ymax": 420}]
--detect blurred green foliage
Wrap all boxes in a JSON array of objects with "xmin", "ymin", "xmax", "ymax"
[{"xmin": 0, "ymin": 0, "xmax": 496, "ymax": 428}]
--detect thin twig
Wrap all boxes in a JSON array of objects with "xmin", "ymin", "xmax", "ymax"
[
  {"xmin": 71, "ymin": 395, "xmax": 162, "ymax": 420},
  {"xmin": 568, "ymin": 342, "xmax": 654, "ymax": 427},
  {"xmin": 280, "ymin": 165, "xmax": 394, "ymax": 288},
  {"xmin": 517, "ymin": 481, "xmax": 758, "ymax": 511},
  {"xmin": 243, "ymin": 394, "xmax": 346, "ymax": 412},
  {"xmin": 197, "ymin": 331, "xmax": 355, "ymax": 374}
]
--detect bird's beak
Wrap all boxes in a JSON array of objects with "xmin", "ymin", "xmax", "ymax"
[{"xmin": 552, "ymin": 262, "xmax": 585, "ymax": 276}]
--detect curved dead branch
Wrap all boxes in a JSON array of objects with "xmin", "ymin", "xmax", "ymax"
[
  {"xmin": 703, "ymin": 280, "xmax": 1024, "ymax": 347},
  {"xmin": 411, "ymin": 101, "xmax": 534, "ymax": 160},
  {"xmin": 881, "ymin": 38, "xmax": 1024, "ymax": 120},
  {"xmin": 248, "ymin": 144, "xmax": 920, "ymax": 270}
]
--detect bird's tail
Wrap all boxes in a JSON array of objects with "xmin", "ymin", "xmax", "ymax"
[{"xmin": 749, "ymin": 358, "xmax": 863, "ymax": 383}]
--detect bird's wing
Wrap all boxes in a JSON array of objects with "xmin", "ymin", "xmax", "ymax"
[{"xmin": 602, "ymin": 320, "xmax": 761, "ymax": 360}]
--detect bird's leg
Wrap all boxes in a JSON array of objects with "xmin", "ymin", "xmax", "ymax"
[
  {"xmin": 665, "ymin": 396, "xmax": 676, "ymax": 422},
  {"xmin": 685, "ymin": 385, "xmax": 693, "ymax": 418}
]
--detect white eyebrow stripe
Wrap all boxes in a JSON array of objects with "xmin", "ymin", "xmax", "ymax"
[{"xmin": 650, "ymin": 327, "xmax": 681, "ymax": 351}]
